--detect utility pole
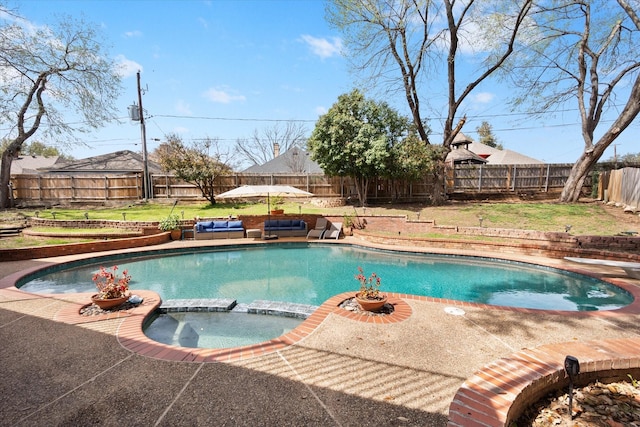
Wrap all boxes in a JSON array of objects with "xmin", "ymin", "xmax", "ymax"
[{"xmin": 137, "ymin": 71, "xmax": 150, "ymax": 200}]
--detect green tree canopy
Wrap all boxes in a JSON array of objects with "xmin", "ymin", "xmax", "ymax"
[
  {"xmin": 308, "ymin": 89, "xmax": 410, "ymax": 206},
  {"xmin": 476, "ymin": 121, "xmax": 502, "ymax": 149}
]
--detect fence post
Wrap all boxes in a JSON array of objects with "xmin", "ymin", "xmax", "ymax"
[
  {"xmin": 104, "ymin": 176, "xmax": 108, "ymax": 200},
  {"xmin": 511, "ymin": 165, "xmax": 517, "ymax": 191},
  {"xmin": 165, "ymin": 175, "xmax": 169, "ymax": 198},
  {"xmin": 38, "ymin": 175, "xmax": 42, "ymax": 201},
  {"xmin": 544, "ymin": 164, "xmax": 550, "ymax": 192},
  {"xmin": 479, "ymin": 164, "xmax": 483, "ymax": 191}
]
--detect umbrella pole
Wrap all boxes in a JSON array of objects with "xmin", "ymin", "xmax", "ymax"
[{"xmin": 264, "ymin": 192, "xmax": 277, "ymax": 240}]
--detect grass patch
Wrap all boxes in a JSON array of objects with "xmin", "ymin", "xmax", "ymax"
[
  {"xmin": 28, "ymin": 227, "xmax": 135, "ymax": 234},
  {"xmin": 418, "ymin": 202, "xmax": 622, "ymax": 235},
  {"xmin": 0, "ymin": 236, "xmax": 94, "ymax": 249}
]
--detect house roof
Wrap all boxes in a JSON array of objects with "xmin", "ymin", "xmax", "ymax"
[
  {"xmin": 10, "ymin": 155, "xmax": 63, "ymax": 174},
  {"xmin": 242, "ymin": 147, "xmax": 323, "ymax": 174},
  {"xmin": 466, "ymin": 142, "xmax": 501, "ymax": 158},
  {"xmin": 446, "ymin": 147, "xmax": 488, "ymax": 164},
  {"xmin": 485, "ymin": 149, "xmax": 543, "ymax": 165},
  {"xmin": 44, "ymin": 150, "xmax": 164, "ymax": 174},
  {"xmin": 448, "ymin": 133, "xmax": 542, "ymax": 165}
]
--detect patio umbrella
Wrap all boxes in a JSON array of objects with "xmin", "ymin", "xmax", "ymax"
[{"xmin": 216, "ymin": 185, "xmax": 313, "ymax": 239}]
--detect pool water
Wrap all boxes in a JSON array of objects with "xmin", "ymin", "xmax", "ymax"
[
  {"xmin": 20, "ymin": 243, "xmax": 632, "ymax": 311},
  {"xmin": 144, "ymin": 311, "xmax": 302, "ymax": 349}
]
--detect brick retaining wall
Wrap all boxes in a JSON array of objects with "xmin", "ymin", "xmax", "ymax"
[{"xmin": 0, "ymin": 233, "xmax": 171, "ymax": 261}]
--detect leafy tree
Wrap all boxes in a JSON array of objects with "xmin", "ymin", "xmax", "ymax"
[
  {"xmin": 506, "ymin": 0, "xmax": 640, "ymax": 202},
  {"xmin": 0, "ymin": 139, "xmax": 73, "ymax": 160},
  {"xmin": 476, "ymin": 121, "xmax": 502, "ymax": 149},
  {"xmin": 387, "ymin": 134, "xmax": 447, "ymax": 200},
  {"xmin": 156, "ymin": 134, "xmax": 234, "ymax": 205},
  {"xmin": 326, "ymin": 0, "xmax": 533, "ymax": 203},
  {"xmin": 308, "ymin": 89, "xmax": 409, "ymax": 206},
  {"xmin": 0, "ymin": 10, "xmax": 122, "ymax": 208},
  {"xmin": 234, "ymin": 121, "xmax": 308, "ymax": 168}
]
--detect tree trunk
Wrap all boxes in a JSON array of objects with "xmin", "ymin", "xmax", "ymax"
[
  {"xmin": 559, "ymin": 153, "xmax": 598, "ymax": 202},
  {"xmin": 0, "ymin": 150, "xmax": 14, "ymax": 209},
  {"xmin": 354, "ymin": 176, "xmax": 369, "ymax": 206},
  {"xmin": 431, "ymin": 160, "xmax": 448, "ymax": 205},
  {"xmin": 0, "ymin": 139, "xmax": 23, "ymax": 209}
]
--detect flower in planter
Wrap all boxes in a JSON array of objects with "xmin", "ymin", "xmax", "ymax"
[
  {"xmin": 92, "ymin": 266, "xmax": 131, "ymax": 300},
  {"xmin": 355, "ymin": 266, "xmax": 382, "ymax": 300}
]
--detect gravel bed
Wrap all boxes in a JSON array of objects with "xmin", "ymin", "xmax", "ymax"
[
  {"xmin": 516, "ymin": 379, "xmax": 640, "ymax": 426},
  {"xmin": 338, "ymin": 297, "xmax": 395, "ymax": 316},
  {"xmin": 80, "ymin": 301, "xmax": 139, "ymax": 316}
]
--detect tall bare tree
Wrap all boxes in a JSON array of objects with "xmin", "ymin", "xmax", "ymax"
[
  {"xmin": 506, "ymin": 0, "xmax": 640, "ymax": 202},
  {"xmin": 234, "ymin": 121, "xmax": 308, "ymax": 167},
  {"xmin": 0, "ymin": 11, "xmax": 122, "ymax": 208},
  {"xmin": 327, "ymin": 0, "xmax": 533, "ymax": 203}
]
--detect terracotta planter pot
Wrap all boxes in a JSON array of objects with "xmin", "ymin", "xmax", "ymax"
[
  {"xmin": 170, "ymin": 229, "xmax": 182, "ymax": 240},
  {"xmin": 270, "ymin": 209, "xmax": 284, "ymax": 215},
  {"xmin": 355, "ymin": 294, "xmax": 388, "ymax": 312},
  {"xmin": 91, "ymin": 294, "xmax": 129, "ymax": 310}
]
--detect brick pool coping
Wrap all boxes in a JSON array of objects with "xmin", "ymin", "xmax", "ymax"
[{"xmin": 3, "ymin": 238, "xmax": 640, "ymax": 425}]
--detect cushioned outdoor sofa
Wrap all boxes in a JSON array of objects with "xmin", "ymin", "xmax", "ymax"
[
  {"xmin": 194, "ymin": 220, "xmax": 245, "ymax": 240},
  {"xmin": 263, "ymin": 219, "xmax": 307, "ymax": 237}
]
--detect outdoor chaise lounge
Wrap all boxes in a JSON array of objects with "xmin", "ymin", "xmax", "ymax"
[
  {"xmin": 322, "ymin": 221, "xmax": 342, "ymax": 240},
  {"xmin": 564, "ymin": 257, "xmax": 640, "ymax": 280},
  {"xmin": 306, "ymin": 218, "xmax": 327, "ymax": 239}
]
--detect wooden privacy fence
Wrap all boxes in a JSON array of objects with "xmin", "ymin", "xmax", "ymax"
[
  {"xmin": 446, "ymin": 163, "xmax": 578, "ymax": 193},
  {"xmin": 599, "ymin": 167, "xmax": 640, "ymax": 209},
  {"xmin": 11, "ymin": 163, "xmax": 589, "ymax": 204},
  {"xmin": 11, "ymin": 174, "xmax": 143, "ymax": 202}
]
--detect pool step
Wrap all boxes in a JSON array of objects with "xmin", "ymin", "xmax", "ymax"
[
  {"xmin": 160, "ymin": 298, "xmax": 237, "ymax": 312},
  {"xmin": 159, "ymin": 298, "xmax": 318, "ymax": 319},
  {"xmin": 246, "ymin": 300, "xmax": 319, "ymax": 319}
]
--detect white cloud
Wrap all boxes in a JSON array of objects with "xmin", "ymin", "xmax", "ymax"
[
  {"xmin": 198, "ymin": 17, "xmax": 208, "ymax": 29},
  {"xmin": 175, "ymin": 100, "xmax": 192, "ymax": 115},
  {"xmin": 315, "ymin": 106, "xmax": 327, "ymax": 116},
  {"xmin": 203, "ymin": 87, "xmax": 246, "ymax": 104},
  {"xmin": 115, "ymin": 54, "xmax": 142, "ymax": 78},
  {"xmin": 124, "ymin": 30, "xmax": 143, "ymax": 38},
  {"xmin": 173, "ymin": 126, "xmax": 190, "ymax": 134},
  {"xmin": 300, "ymin": 35, "xmax": 342, "ymax": 59},
  {"xmin": 473, "ymin": 92, "xmax": 495, "ymax": 104}
]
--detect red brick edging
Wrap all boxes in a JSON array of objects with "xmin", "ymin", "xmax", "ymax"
[{"xmin": 447, "ymin": 337, "xmax": 640, "ymax": 426}]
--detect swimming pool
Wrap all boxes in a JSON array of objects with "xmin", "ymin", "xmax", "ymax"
[{"xmin": 19, "ymin": 243, "xmax": 633, "ymax": 311}]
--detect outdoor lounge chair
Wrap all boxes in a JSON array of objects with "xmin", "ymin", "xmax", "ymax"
[
  {"xmin": 322, "ymin": 221, "xmax": 342, "ymax": 240},
  {"xmin": 306, "ymin": 218, "xmax": 327, "ymax": 239}
]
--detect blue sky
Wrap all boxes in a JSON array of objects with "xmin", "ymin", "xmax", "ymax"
[{"xmin": 9, "ymin": 0, "xmax": 639, "ymax": 166}]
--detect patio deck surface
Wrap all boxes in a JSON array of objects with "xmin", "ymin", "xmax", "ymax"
[{"xmin": 1, "ymin": 236, "xmax": 639, "ymax": 426}]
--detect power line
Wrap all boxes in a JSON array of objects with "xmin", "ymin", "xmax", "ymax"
[{"xmin": 152, "ymin": 114, "xmax": 317, "ymax": 123}]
